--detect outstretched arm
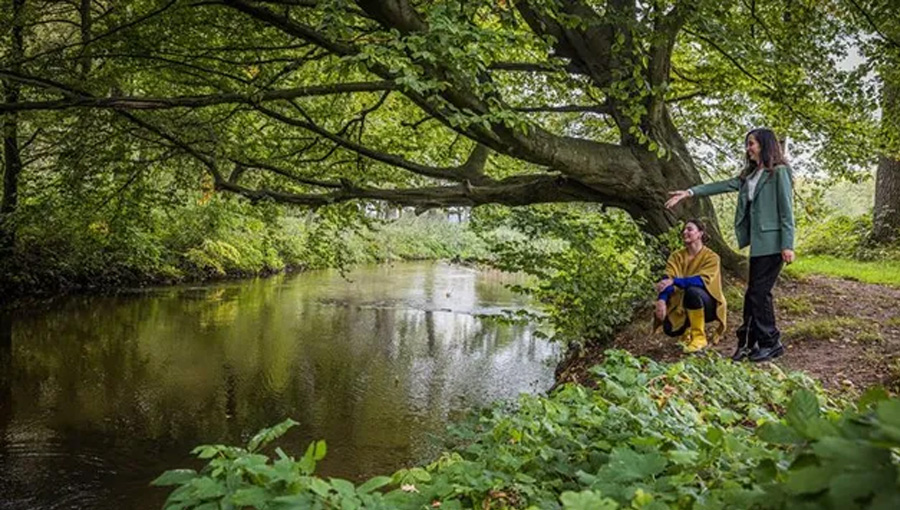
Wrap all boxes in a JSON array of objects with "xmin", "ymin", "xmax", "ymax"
[{"xmin": 666, "ymin": 177, "xmax": 741, "ymax": 209}]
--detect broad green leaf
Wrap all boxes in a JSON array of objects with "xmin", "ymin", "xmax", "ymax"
[
  {"xmin": 329, "ymin": 478, "xmax": 357, "ymax": 499},
  {"xmin": 784, "ymin": 465, "xmax": 834, "ymax": 496},
  {"xmin": 190, "ymin": 478, "xmax": 228, "ymax": 499},
  {"xmin": 247, "ymin": 418, "xmax": 299, "ymax": 453},
  {"xmin": 357, "ymin": 476, "xmax": 392, "ymax": 495},
  {"xmin": 667, "ymin": 449, "xmax": 699, "ymax": 466},
  {"xmin": 786, "ymin": 390, "xmax": 820, "ymax": 434},
  {"xmin": 812, "ymin": 436, "xmax": 889, "ymax": 467},
  {"xmin": 560, "ymin": 490, "xmax": 619, "ymax": 510},
  {"xmin": 231, "ymin": 487, "xmax": 271, "ymax": 508},
  {"xmin": 152, "ymin": 469, "xmax": 198, "ymax": 487},
  {"xmin": 858, "ymin": 387, "xmax": 891, "ymax": 410},
  {"xmin": 757, "ymin": 421, "xmax": 804, "ymax": 445},
  {"xmin": 604, "ymin": 447, "xmax": 667, "ymax": 482}
]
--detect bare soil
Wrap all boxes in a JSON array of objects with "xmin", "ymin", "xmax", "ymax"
[{"xmin": 556, "ymin": 273, "xmax": 900, "ymax": 392}]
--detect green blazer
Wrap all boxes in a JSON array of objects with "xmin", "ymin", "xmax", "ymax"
[{"xmin": 689, "ymin": 165, "xmax": 795, "ymax": 257}]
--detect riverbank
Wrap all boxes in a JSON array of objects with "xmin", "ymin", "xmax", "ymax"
[
  {"xmin": 152, "ymin": 348, "xmax": 900, "ymax": 510},
  {"xmin": 556, "ymin": 272, "xmax": 900, "ymax": 392},
  {"xmin": 135, "ymin": 265, "xmax": 900, "ymax": 509},
  {"xmin": 0, "ymin": 212, "xmax": 488, "ymax": 308}
]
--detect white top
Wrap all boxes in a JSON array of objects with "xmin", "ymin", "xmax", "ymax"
[{"xmin": 746, "ymin": 168, "xmax": 763, "ymax": 201}]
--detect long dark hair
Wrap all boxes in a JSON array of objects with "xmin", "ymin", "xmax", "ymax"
[{"xmin": 741, "ymin": 128, "xmax": 788, "ymax": 179}]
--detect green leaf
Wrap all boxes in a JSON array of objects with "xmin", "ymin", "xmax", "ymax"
[
  {"xmin": 192, "ymin": 445, "xmax": 227, "ymax": 459},
  {"xmin": 757, "ymin": 421, "xmax": 804, "ymax": 445},
  {"xmin": 870, "ymin": 490, "xmax": 900, "ymax": 510},
  {"xmin": 785, "ymin": 390, "xmax": 820, "ymax": 434},
  {"xmin": 560, "ymin": 490, "xmax": 619, "ymax": 510},
  {"xmin": 313, "ymin": 440, "xmax": 328, "ymax": 461},
  {"xmin": 231, "ymin": 487, "xmax": 271, "ymax": 508},
  {"xmin": 804, "ymin": 417, "xmax": 839, "ymax": 440},
  {"xmin": 190, "ymin": 477, "xmax": 227, "ymax": 499},
  {"xmin": 784, "ymin": 465, "xmax": 833, "ymax": 495},
  {"xmin": 858, "ymin": 386, "xmax": 890, "ymax": 410},
  {"xmin": 247, "ymin": 418, "xmax": 299, "ymax": 452},
  {"xmin": 828, "ymin": 471, "xmax": 892, "ymax": 508},
  {"xmin": 667, "ymin": 449, "xmax": 699, "ymax": 466},
  {"xmin": 152, "ymin": 469, "xmax": 198, "ymax": 487},
  {"xmin": 812, "ymin": 436, "xmax": 889, "ymax": 467},
  {"xmin": 604, "ymin": 447, "xmax": 666, "ymax": 482},
  {"xmin": 330, "ymin": 478, "xmax": 357, "ymax": 499},
  {"xmin": 875, "ymin": 400, "xmax": 900, "ymax": 442},
  {"xmin": 309, "ymin": 477, "xmax": 332, "ymax": 498},
  {"xmin": 357, "ymin": 476, "xmax": 392, "ymax": 495}
]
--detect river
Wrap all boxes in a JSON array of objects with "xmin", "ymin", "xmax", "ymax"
[{"xmin": 0, "ymin": 262, "xmax": 557, "ymax": 510}]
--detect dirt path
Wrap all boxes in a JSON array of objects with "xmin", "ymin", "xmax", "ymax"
[{"xmin": 557, "ymin": 273, "xmax": 900, "ymax": 392}]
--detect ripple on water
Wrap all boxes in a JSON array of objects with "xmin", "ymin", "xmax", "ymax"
[{"xmin": 0, "ymin": 437, "xmax": 172, "ymax": 510}]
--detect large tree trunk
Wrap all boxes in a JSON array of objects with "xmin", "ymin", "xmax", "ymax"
[
  {"xmin": 873, "ymin": 76, "xmax": 900, "ymax": 243},
  {"xmin": 0, "ymin": 95, "xmax": 21, "ymax": 256},
  {"xmin": 874, "ymin": 156, "xmax": 900, "ymax": 243},
  {"xmin": 1, "ymin": 0, "xmax": 25, "ymax": 256},
  {"xmin": 78, "ymin": 0, "xmax": 92, "ymax": 79},
  {"xmin": 609, "ymin": 104, "xmax": 747, "ymax": 276},
  {"xmin": 222, "ymin": 0, "xmax": 750, "ymax": 275}
]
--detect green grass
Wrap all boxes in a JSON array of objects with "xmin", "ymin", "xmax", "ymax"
[
  {"xmin": 723, "ymin": 284, "xmax": 745, "ymax": 310},
  {"xmin": 887, "ymin": 316, "xmax": 900, "ymax": 328},
  {"xmin": 783, "ymin": 316, "xmax": 871, "ymax": 342},
  {"xmin": 785, "ymin": 255, "xmax": 900, "ymax": 287},
  {"xmin": 855, "ymin": 329, "xmax": 884, "ymax": 343},
  {"xmin": 778, "ymin": 295, "xmax": 813, "ymax": 315}
]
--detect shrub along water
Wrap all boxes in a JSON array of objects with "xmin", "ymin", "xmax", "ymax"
[
  {"xmin": 153, "ymin": 350, "xmax": 900, "ymax": 510},
  {"xmin": 1, "ymin": 195, "xmax": 487, "ymax": 296},
  {"xmin": 470, "ymin": 205, "xmax": 663, "ymax": 346}
]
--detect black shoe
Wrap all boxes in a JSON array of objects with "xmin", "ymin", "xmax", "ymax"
[
  {"xmin": 731, "ymin": 346, "xmax": 752, "ymax": 362},
  {"xmin": 749, "ymin": 343, "xmax": 784, "ymax": 362}
]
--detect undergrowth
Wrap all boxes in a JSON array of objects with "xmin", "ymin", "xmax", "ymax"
[{"xmin": 155, "ymin": 351, "xmax": 900, "ymax": 510}]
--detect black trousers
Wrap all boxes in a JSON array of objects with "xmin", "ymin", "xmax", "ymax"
[
  {"xmin": 736, "ymin": 253, "xmax": 784, "ymax": 349},
  {"xmin": 663, "ymin": 286, "xmax": 717, "ymax": 337}
]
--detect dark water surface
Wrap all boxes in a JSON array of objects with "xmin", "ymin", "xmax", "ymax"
[{"xmin": 0, "ymin": 262, "xmax": 557, "ymax": 510}]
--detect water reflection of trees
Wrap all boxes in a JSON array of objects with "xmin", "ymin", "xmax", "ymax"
[
  {"xmin": 3, "ymin": 263, "xmax": 554, "ymax": 483},
  {"xmin": 1, "ymin": 312, "xmax": 12, "ymax": 441}
]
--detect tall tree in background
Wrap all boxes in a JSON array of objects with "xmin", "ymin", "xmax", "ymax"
[
  {"xmin": 858, "ymin": 0, "xmax": 900, "ymax": 243},
  {"xmin": 875, "ymin": 68, "xmax": 900, "ymax": 242},
  {"xmin": 1, "ymin": 0, "xmax": 24, "ymax": 255},
  {"xmin": 840, "ymin": 0, "xmax": 900, "ymax": 243}
]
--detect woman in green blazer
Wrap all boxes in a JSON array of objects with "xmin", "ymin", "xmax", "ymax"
[{"xmin": 665, "ymin": 128, "xmax": 795, "ymax": 362}]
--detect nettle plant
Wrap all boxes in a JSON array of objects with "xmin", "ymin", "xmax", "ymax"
[{"xmin": 155, "ymin": 351, "xmax": 900, "ymax": 510}]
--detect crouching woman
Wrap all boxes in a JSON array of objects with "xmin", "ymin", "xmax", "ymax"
[{"xmin": 652, "ymin": 219, "xmax": 728, "ymax": 353}]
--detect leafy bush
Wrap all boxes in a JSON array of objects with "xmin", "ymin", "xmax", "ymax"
[
  {"xmin": 156, "ymin": 351, "xmax": 900, "ymax": 510},
  {"xmin": 363, "ymin": 210, "xmax": 488, "ymax": 262},
  {"xmin": 471, "ymin": 205, "xmax": 661, "ymax": 346},
  {"xmin": 756, "ymin": 387, "xmax": 900, "ymax": 509},
  {"xmin": 797, "ymin": 213, "xmax": 900, "ymax": 262},
  {"xmin": 797, "ymin": 214, "xmax": 873, "ymax": 259},
  {"xmin": 2, "ymin": 196, "xmax": 488, "ymax": 295}
]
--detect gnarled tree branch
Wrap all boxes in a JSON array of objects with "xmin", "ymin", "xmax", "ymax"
[{"xmin": 0, "ymin": 73, "xmax": 396, "ymax": 113}]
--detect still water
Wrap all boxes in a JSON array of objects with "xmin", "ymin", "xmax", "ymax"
[{"xmin": 0, "ymin": 262, "xmax": 557, "ymax": 510}]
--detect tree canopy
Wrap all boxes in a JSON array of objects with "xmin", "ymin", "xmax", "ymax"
[{"xmin": 0, "ymin": 0, "xmax": 893, "ymax": 269}]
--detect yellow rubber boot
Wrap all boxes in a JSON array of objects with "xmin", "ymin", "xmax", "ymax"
[
  {"xmin": 678, "ymin": 329, "xmax": 692, "ymax": 347},
  {"xmin": 683, "ymin": 308, "xmax": 708, "ymax": 353}
]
